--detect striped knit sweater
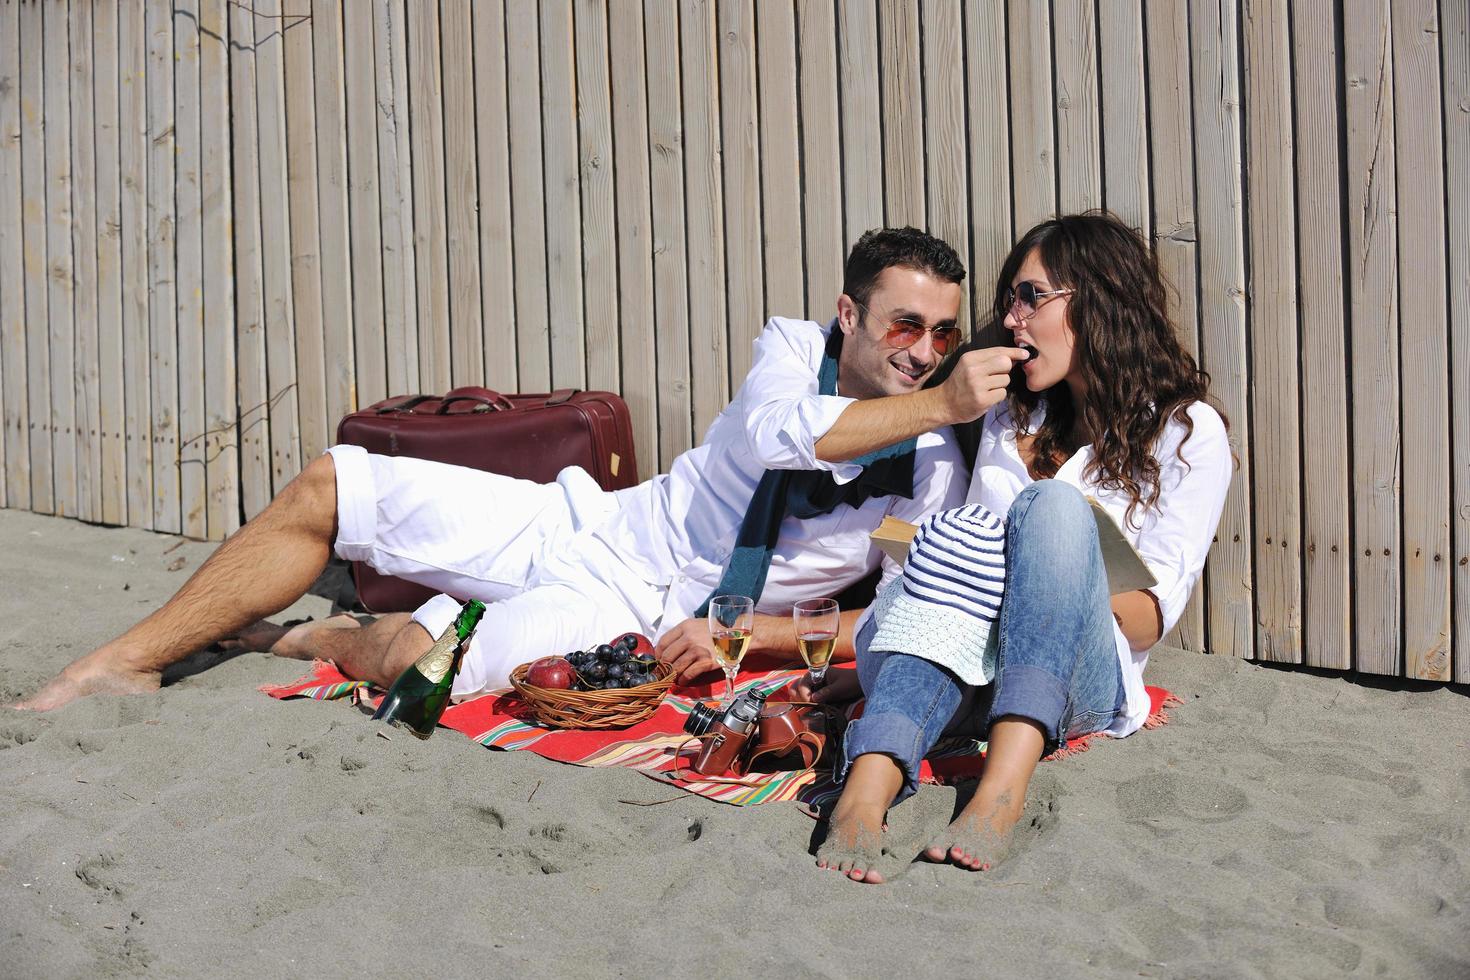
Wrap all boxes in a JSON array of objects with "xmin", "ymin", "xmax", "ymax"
[{"xmin": 867, "ymin": 502, "xmax": 1006, "ymax": 685}]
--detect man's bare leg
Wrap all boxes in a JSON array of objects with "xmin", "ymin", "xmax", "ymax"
[
  {"xmin": 330, "ymin": 616, "xmax": 432, "ymax": 688},
  {"xmin": 14, "ymin": 454, "xmax": 343, "ymax": 711},
  {"xmin": 220, "ymin": 614, "xmax": 369, "ymax": 659}
]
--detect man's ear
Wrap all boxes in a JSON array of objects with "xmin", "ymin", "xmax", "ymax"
[{"xmin": 836, "ymin": 294, "xmax": 858, "ymax": 336}]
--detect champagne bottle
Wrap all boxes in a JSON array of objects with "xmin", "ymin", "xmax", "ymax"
[{"xmin": 372, "ymin": 599, "xmax": 487, "ymax": 739}]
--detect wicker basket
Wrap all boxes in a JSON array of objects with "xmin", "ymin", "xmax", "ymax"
[{"xmin": 508, "ymin": 660, "xmax": 676, "ymax": 729}]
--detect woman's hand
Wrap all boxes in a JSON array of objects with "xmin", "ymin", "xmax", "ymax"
[{"xmin": 786, "ymin": 666, "xmax": 863, "ymax": 705}]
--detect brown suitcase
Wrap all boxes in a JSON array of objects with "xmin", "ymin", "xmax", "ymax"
[{"xmin": 335, "ymin": 386, "xmax": 639, "ymax": 612}]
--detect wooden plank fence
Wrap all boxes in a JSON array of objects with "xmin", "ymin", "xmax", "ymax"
[{"xmin": 0, "ymin": 0, "xmax": 1465, "ymax": 683}]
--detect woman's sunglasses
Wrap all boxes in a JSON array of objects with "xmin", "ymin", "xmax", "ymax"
[
  {"xmin": 1002, "ymin": 281, "xmax": 1074, "ymax": 320},
  {"xmin": 854, "ymin": 301, "xmax": 963, "ymax": 356}
]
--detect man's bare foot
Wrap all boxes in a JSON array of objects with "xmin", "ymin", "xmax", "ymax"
[
  {"xmin": 12, "ymin": 651, "xmax": 162, "ymax": 712},
  {"xmin": 218, "ymin": 614, "xmax": 363, "ymax": 660},
  {"xmin": 815, "ymin": 800, "xmax": 888, "ymax": 884},
  {"xmin": 922, "ymin": 786, "xmax": 1024, "ymax": 871}
]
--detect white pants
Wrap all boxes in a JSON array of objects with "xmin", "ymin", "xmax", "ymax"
[{"xmin": 326, "ymin": 445, "xmax": 661, "ymax": 699}]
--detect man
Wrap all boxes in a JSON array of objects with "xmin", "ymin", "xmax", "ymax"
[{"xmin": 16, "ymin": 228, "xmax": 1026, "ymax": 711}]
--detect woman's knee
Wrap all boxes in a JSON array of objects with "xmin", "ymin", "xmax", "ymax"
[{"xmin": 1006, "ymin": 480, "xmax": 1094, "ymax": 548}]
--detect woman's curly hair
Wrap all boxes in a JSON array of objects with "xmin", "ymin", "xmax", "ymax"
[{"xmin": 996, "ymin": 211, "xmax": 1224, "ymax": 525}]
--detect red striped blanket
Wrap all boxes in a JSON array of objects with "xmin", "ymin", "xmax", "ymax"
[{"xmin": 262, "ymin": 657, "xmax": 1178, "ymax": 809}]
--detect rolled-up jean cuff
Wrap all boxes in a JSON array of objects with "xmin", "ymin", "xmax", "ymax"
[
  {"xmin": 841, "ymin": 710, "xmax": 926, "ymax": 804},
  {"xmin": 325, "ymin": 444, "xmax": 376, "ymax": 563},
  {"xmin": 988, "ymin": 663, "xmax": 1070, "ymax": 750}
]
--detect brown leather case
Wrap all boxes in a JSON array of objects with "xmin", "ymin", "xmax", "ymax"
[{"xmin": 335, "ymin": 386, "xmax": 640, "ymax": 612}]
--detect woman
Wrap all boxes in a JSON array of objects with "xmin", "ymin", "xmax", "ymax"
[{"xmin": 811, "ymin": 211, "xmax": 1232, "ymax": 883}]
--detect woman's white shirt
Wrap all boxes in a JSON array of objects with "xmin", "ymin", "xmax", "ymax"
[{"xmin": 968, "ymin": 400, "xmax": 1232, "ymax": 736}]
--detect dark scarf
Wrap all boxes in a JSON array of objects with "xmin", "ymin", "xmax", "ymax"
[{"xmin": 697, "ymin": 326, "xmax": 917, "ymax": 621}]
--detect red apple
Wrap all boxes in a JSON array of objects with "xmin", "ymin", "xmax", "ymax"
[
  {"xmin": 525, "ymin": 656, "xmax": 575, "ymax": 690},
  {"xmin": 612, "ymin": 632, "xmax": 655, "ymax": 657}
]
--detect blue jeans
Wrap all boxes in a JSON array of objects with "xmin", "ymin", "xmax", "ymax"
[{"xmin": 843, "ymin": 481, "xmax": 1125, "ymax": 803}]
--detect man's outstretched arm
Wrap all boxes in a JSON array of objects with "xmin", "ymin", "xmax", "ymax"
[{"xmin": 812, "ymin": 346, "xmax": 1028, "ymax": 463}]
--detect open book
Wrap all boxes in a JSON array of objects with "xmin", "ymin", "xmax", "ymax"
[{"xmin": 870, "ymin": 499, "xmax": 1157, "ymax": 596}]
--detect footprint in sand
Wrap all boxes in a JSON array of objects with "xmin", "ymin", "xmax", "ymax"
[
  {"xmin": 1115, "ymin": 772, "xmax": 1250, "ymax": 827},
  {"xmin": 0, "ymin": 724, "xmax": 38, "ymax": 749},
  {"xmin": 75, "ymin": 851, "xmax": 128, "ymax": 900}
]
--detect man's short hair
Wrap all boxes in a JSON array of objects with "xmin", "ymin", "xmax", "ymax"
[{"xmin": 842, "ymin": 227, "xmax": 966, "ymax": 308}]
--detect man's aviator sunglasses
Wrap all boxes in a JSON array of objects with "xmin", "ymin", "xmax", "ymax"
[
  {"xmin": 1002, "ymin": 281, "xmax": 1074, "ymax": 320},
  {"xmin": 853, "ymin": 301, "xmax": 963, "ymax": 356}
]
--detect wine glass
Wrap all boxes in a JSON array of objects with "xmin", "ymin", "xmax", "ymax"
[
  {"xmin": 793, "ymin": 597, "xmax": 839, "ymax": 687},
  {"xmin": 707, "ymin": 595, "xmax": 754, "ymax": 705}
]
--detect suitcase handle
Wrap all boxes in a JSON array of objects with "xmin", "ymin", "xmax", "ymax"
[{"xmin": 437, "ymin": 387, "xmax": 517, "ymax": 413}]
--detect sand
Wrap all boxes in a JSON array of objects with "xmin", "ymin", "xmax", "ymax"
[{"xmin": 2, "ymin": 507, "xmax": 1468, "ymax": 979}]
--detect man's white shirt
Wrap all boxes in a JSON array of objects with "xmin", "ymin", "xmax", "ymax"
[{"xmin": 590, "ymin": 316, "xmax": 969, "ymax": 637}]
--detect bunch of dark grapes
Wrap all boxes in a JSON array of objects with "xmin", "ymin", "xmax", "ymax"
[{"xmin": 564, "ymin": 634, "xmax": 660, "ymax": 691}]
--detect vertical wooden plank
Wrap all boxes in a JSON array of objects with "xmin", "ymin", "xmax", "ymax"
[
  {"xmin": 1292, "ymin": 0, "xmax": 1351, "ymax": 670},
  {"xmin": 118, "ymin": 0, "xmax": 151, "ymax": 527},
  {"xmin": 1392, "ymin": 0, "xmax": 1451, "ymax": 680},
  {"xmin": 174, "ymin": 0, "xmax": 207, "ymax": 537},
  {"xmin": 228, "ymin": 0, "xmax": 271, "ymax": 520},
  {"xmin": 255, "ymin": 0, "xmax": 302, "ymax": 495},
  {"xmin": 574, "ymin": 0, "xmax": 620, "ymax": 394},
  {"xmin": 608, "ymin": 0, "xmax": 656, "ymax": 468},
  {"xmin": 406, "ymin": 0, "xmax": 449, "ymax": 392},
  {"xmin": 756, "ymin": 0, "xmax": 803, "ymax": 318},
  {"xmin": 1145, "ymin": 0, "xmax": 1202, "ymax": 650},
  {"xmin": 838, "ymin": 0, "xmax": 882, "ymax": 244},
  {"xmin": 341, "ymin": 0, "xmax": 387, "ymax": 409},
  {"xmin": 1053, "ymin": 0, "xmax": 1101, "ymax": 212},
  {"xmin": 373, "ymin": 0, "xmax": 418, "ymax": 395},
  {"xmin": 93, "ymin": 0, "xmax": 126, "ymax": 526},
  {"xmin": 69, "ymin": 0, "xmax": 100, "ymax": 523},
  {"xmin": 680, "ymin": 0, "xmax": 728, "ymax": 436},
  {"xmin": 311, "ymin": 0, "xmax": 355, "ymax": 425},
  {"xmin": 797, "ymin": 0, "xmax": 843, "ymax": 314},
  {"xmin": 441, "ymin": 0, "xmax": 484, "ymax": 388},
  {"xmin": 44, "ymin": 0, "xmax": 76, "ymax": 519},
  {"xmin": 283, "ymin": 0, "xmax": 328, "ymax": 462},
  {"xmin": 1343, "ymin": 0, "xmax": 1400, "ymax": 675},
  {"xmin": 719, "ymin": 0, "xmax": 762, "ymax": 388},
  {"xmin": 21, "ymin": 0, "xmax": 53, "ymax": 515},
  {"xmin": 541, "ymin": 0, "xmax": 585, "ymax": 389},
  {"xmin": 922, "ymin": 0, "xmax": 968, "ymax": 288},
  {"xmin": 1446, "ymin": 0, "xmax": 1470, "ymax": 683},
  {"xmin": 145, "ymin": 0, "xmax": 179, "ymax": 532},
  {"xmin": 1190, "ymin": 0, "xmax": 1252, "ymax": 660},
  {"xmin": 1098, "ymin": 0, "xmax": 1150, "ymax": 236},
  {"xmin": 1244, "ymin": 0, "xmax": 1301, "ymax": 663},
  {"xmin": 878, "ymin": 0, "xmax": 923, "ymax": 227},
  {"xmin": 965, "ymin": 0, "xmax": 1012, "ymax": 327},
  {"xmin": 198, "ymin": 0, "xmax": 236, "ymax": 538},
  {"xmin": 0, "ymin": 0, "xmax": 25, "ymax": 512},
  {"xmin": 506, "ymin": 0, "xmax": 550, "ymax": 391},
  {"xmin": 472, "ymin": 0, "xmax": 517, "ymax": 393},
  {"xmin": 1008, "ymin": 0, "xmax": 1055, "ymax": 231},
  {"xmin": 644, "ymin": 0, "xmax": 691, "ymax": 469}
]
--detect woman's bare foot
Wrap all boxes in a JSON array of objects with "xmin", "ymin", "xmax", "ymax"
[
  {"xmin": 922, "ymin": 716, "xmax": 1044, "ymax": 871},
  {"xmin": 218, "ymin": 614, "xmax": 363, "ymax": 660},
  {"xmin": 814, "ymin": 752, "xmax": 904, "ymax": 883},
  {"xmin": 815, "ymin": 799, "xmax": 887, "ymax": 884},
  {"xmin": 12, "ymin": 648, "xmax": 162, "ymax": 712},
  {"xmin": 921, "ymin": 785, "xmax": 1024, "ymax": 871}
]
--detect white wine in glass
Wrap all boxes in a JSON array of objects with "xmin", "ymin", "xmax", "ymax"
[
  {"xmin": 793, "ymin": 597, "xmax": 840, "ymax": 686},
  {"xmin": 707, "ymin": 595, "xmax": 754, "ymax": 705}
]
